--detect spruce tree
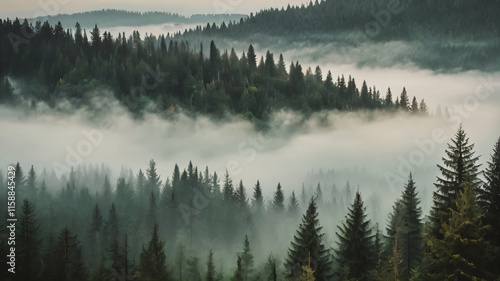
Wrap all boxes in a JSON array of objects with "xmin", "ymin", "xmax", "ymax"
[
  {"xmin": 288, "ymin": 191, "xmax": 300, "ymax": 218},
  {"xmin": 478, "ymin": 137, "xmax": 500, "ymax": 275},
  {"xmin": 186, "ymin": 256, "xmax": 202, "ymax": 281},
  {"xmin": 206, "ymin": 250, "xmax": 223, "ymax": 281},
  {"xmin": 146, "ymin": 159, "xmax": 162, "ymax": 200},
  {"xmin": 272, "ymin": 183, "xmax": 285, "ymax": 213},
  {"xmin": 335, "ymin": 191, "xmax": 375, "ymax": 281},
  {"xmin": 17, "ymin": 199, "xmax": 42, "ymax": 281},
  {"xmin": 240, "ymin": 235, "xmax": 254, "ymax": 281},
  {"xmin": 139, "ymin": 222, "xmax": 172, "ymax": 281},
  {"xmin": 285, "ymin": 198, "xmax": 332, "ymax": 281},
  {"xmin": 429, "ymin": 125, "xmax": 481, "ymax": 238},
  {"xmin": 251, "ymin": 180, "xmax": 265, "ymax": 219},
  {"xmin": 427, "ymin": 181, "xmax": 494, "ymax": 280}
]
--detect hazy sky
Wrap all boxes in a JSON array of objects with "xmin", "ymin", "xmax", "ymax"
[{"xmin": 1, "ymin": 0, "xmax": 312, "ymax": 19}]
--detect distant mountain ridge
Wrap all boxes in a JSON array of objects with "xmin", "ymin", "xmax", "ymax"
[{"xmin": 28, "ymin": 9, "xmax": 247, "ymax": 29}]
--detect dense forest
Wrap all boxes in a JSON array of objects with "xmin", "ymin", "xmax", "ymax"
[
  {"xmin": 0, "ymin": 18, "xmax": 429, "ymax": 122},
  {"xmin": 30, "ymin": 10, "xmax": 247, "ymax": 29},
  {"xmin": 1, "ymin": 126, "xmax": 499, "ymax": 281},
  {"xmin": 178, "ymin": 0, "xmax": 500, "ymax": 71}
]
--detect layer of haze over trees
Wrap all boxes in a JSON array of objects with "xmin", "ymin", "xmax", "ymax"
[
  {"xmin": 1, "ymin": 0, "xmax": 499, "ymax": 280},
  {"xmin": 1, "ymin": 127, "xmax": 499, "ymax": 281},
  {"xmin": 0, "ymin": 19, "xmax": 429, "ymax": 123}
]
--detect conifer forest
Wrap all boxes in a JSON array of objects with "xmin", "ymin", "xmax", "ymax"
[{"xmin": 0, "ymin": 0, "xmax": 499, "ymax": 281}]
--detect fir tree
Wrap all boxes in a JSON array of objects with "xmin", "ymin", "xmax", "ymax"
[
  {"xmin": 288, "ymin": 191, "xmax": 300, "ymax": 218},
  {"xmin": 427, "ymin": 181, "xmax": 494, "ymax": 280},
  {"xmin": 139, "ymin": 222, "xmax": 172, "ymax": 281},
  {"xmin": 335, "ymin": 191, "xmax": 375, "ymax": 281},
  {"xmin": 429, "ymin": 125, "xmax": 481, "ymax": 238},
  {"xmin": 272, "ymin": 183, "xmax": 285, "ymax": 213},
  {"xmin": 240, "ymin": 235, "xmax": 254, "ymax": 281},
  {"xmin": 17, "ymin": 199, "xmax": 42, "ymax": 281},
  {"xmin": 286, "ymin": 198, "xmax": 332, "ymax": 281},
  {"xmin": 477, "ymin": 137, "xmax": 500, "ymax": 275}
]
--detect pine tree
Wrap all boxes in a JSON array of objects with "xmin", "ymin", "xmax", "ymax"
[
  {"xmin": 146, "ymin": 159, "xmax": 162, "ymax": 200},
  {"xmin": 399, "ymin": 88, "xmax": 409, "ymax": 110},
  {"xmin": 231, "ymin": 256, "xmax": 244, "ymax": 281},
  {"xmin": 223, "ymin": 170, "xmax": 234, "ymax": 202},
  {"xmin": 17, "ymin": 199, "xmax": 42, "ymax": 281},
  {"xmin": 247, "ymin": 44, "xmax": 257, "ymax": 73},
  {"xmin": 88, "ymin": 204, "xmax": 103, "ymax": 265},
  {"xmin": 25, "ymin": 165, "xmax": 37, "ymax": 202},
  {"xmin": 272, "ymin": 183, "xmax": 285, "ymax": 213},
  {"xmin": 239, "ymin": 235, "xmax": 254, "ymax": 281},
  {"xmin": 288, "ymin": 191, "xmax": 300, "ymax": 218},
  {"xmin": 335, "ymin": 191, "xmax": 375, "ymax": 281},
  {"xmin": 386, "ymin": 174, "xmax": 423, "ymax": 281},
  {"xmin": 234, "ymin": 180, "xmax": 249, "ymax": 211},
  {"xmin": 429, "ymin": 125, "xmax": 481, "ymax": 238},
  {"xmin": 419, "ymin": 99, "xmax": 428, "ymax": 115},
  {"xmin": 385, "ymin": 88, "xmax": 394, "ymax": 108},
  {"xmin": 286, "ymin": 198, "xmax": 332, "ymax": 281},
  {"xmin": 206, "ymin": 250, "xmax": 223, "ymax": 281},
  {"xmin": 251, "ymin": 180, "xmax": 265, "ymax": 219},
  {"xmin": 139, "ymin": 222, "xmax": 172, "ymax": 281},
  {"xmin": 427, "ymin": 181, "xmax": 494, "ymax": 280},
  {"xmin": 410, "ymin": 97, "xmax": 419, "ymax": 114},
  {"xmin": 478, "ymin": 137, "xmax": 500, "ymax": 274}
]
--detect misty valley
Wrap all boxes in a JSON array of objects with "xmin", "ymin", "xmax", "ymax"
[{"xmin": 1, "ymin": 1, "xmax": 500, "ymax": 281}]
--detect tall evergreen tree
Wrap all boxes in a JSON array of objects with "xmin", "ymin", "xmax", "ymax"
[
  {"xmin": 335, "ymin": 191, "xmax": 375, "ymax": 281},
  {"xmin": 285, "ymin": 198, "xmax": 332, "ymax": 281},
  {"xmin": 427, "ymin": 181, "xmax": 494, "ymax": 280},
  {"xmin": 206, "ymin": 250, "xmax": 223, "ymax": 281},
  {"xmin": 139, "ymin": 223, "xmax": 172, "ymax": 281},
  {"xmin": 478, "ymin": 137, "xmax": 500, "ymax": 275},
  {"xmin": 239, "ymin": 235, "xmax": 254, "ymax": 281},
  {"xmin": 17, "ymin": 199, "xmax": 42, "ymax": 281},
  {"xmin": 146, "ymin": 159, "xmax": 162, "ymax": 200},
  {"xmin": 251, "ymin": 180, "xmax": 265, "ymax": 219},
  {"xmin": 429, "ymin": 125, "xmax": 481, "ymax": 238},
  {"xmin": 272, "ymin": 183, "xmax": 285, "ymax": 213},
  {"xmin": 288, "ymin": 191, "xmax": 300, "ymax": 218}
]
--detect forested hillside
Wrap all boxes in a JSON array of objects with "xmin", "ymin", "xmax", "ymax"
[
  {"xmin": 1, "ymin": 127, "xmax": 499, "ymax": 281},
  {"xmin": 0, "ymin": 19, "xmax": 428, "ymax": 122},
  {"xmin": 179, "ymin": 0, "xmax": 500, "ymax": 71},
  {"xmin": 29, "ymin": 10, "xmax": 247, "ymax": 29}
]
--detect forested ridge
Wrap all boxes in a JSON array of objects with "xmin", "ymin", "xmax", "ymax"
[
  {"xmin": 179, "ymin": 0, "xmax": 500, "ymax": 71},
  {"xmin": 0, "ymin": 19, "xmax": 429, "ymax": 122},
  {"xmin": 1, "ymin": 127, "xmax": 499, "ymax": 281},
  {"xmin": 29, "ymin": 10, "xmax": 247, "ymax": 29},
  {"xmin": 185, "ymin": 0, "xmax": 499, "ymax": 39}
]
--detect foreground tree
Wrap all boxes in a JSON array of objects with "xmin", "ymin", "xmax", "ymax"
[
  {"xmin": 17, "ymin": 199, "xmax": 42, "ymax": 281},
  {"xmin": 477, "ymin": 137, "xmax": 500, "ymax": 276},
  {"xmin": 285, "ymin": 198, "xmax": 332, "ymax": 281},
  {"xmin": 386, "ymin": 174, "xmax": 423, "ymax": 280},
  {"xmin": 429, "ymin": 125, "xmax": 481, "ymax": 238},
  {"xmin": 427, "ymin": 181, "xmax": 494, "ymax": 280},
  {"xmin": 139, "ymin": 222, "xmax": 172, "ymax": 281},
  {"xmin": 335, "ymin": 191, "xmax": 375, "ymax": 281}
]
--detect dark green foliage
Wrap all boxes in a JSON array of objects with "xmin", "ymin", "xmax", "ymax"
[
  {"xmin": 0, "ymin": 19, "xmax": 424, "ymax": 120},
  {"xmin": 386, "ymin": 174, "xmax": 423, "ymax": 281},
  {"xmin": 427, "ymin": 181, "xmax": 494, "ymax": 280},
  {"xmin": 335, "ymin": 191, "xmax": 375, "ymax": 281},
  {"xmin": 139, "ymin": 222, "xmax": 172, "ymax": 281},
  {"xmin": 17, "ymin": 199, "xmax": 42, "ymax": 281},
  {"xmin": 429, "ymin": 125, "xmax": 481, "ymax": 238},
  {"xmin": 478, "ymin": 137, "xmax": 500, "ymax": 275},
  {"xmin": 285, "ymin": 198, "xmax": 332, "ymax": 281},
  {"xmin": 272, "ymin": 183, "xmax": 285, "ymax": 214}
]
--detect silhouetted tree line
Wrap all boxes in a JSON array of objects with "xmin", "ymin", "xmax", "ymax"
[
  {"xmin": 0, "ymin": 19, "xmax": 429, "ymax": 120},
  {"xmin": 182, "ymin": 0, "xmax": 499, "ymax": 40},
  {"xmin": 1, "ymin": 127, "xmax": 499, "ymax": 280}
]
